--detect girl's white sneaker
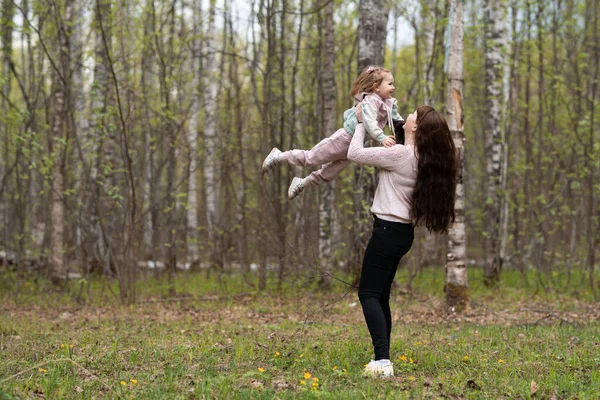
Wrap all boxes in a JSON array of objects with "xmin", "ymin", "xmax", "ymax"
[
  {"xmin": 287, "ymin": 177, "xmax": 305, "ymax": 200},
  {"xmin": 262, "ymin": 147, "xmax": 282, "ymax": 173}
]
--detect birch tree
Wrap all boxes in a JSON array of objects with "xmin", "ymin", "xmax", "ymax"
[
  {"xmin": 49, "ymin": 0, "xmax": 73, "ymax": 284},
  {"xmin": 140, "ymin": 0, "xmax": 155, "ymax": 256},
  {"xmin": 89, "ymin": 0, "xmax": 112, "ymax": 273},
  {"xmin": 318, "ymin": 0, "xmax": 336, "ymax": 285},
  {"xmin": 187, "ymin": 0, "xmax": 202, "ymax": 263},
  {"xmin": 445, "ymin": 0, "xmax": 468, "ymax": 310},
  {"xmin": 483, "ymin": 0, "xmax": 507, "ymax": 285},
  {"xmin": 203, "ymin": 0, "xmax": 220, "ymax": 266}
]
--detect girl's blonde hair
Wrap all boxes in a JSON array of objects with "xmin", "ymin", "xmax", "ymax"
[{"xmin": 349, "ymin": 66, "xmax": 390, "ymax": 98}]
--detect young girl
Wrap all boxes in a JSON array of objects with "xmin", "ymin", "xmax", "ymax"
[{"xmin": 261, "ymin": 66, "xmax": 404, "ymax": 199}]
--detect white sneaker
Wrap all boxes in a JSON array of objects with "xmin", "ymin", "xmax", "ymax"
[
  {"xmin": 262, "ymin": 147, "xmax": 282, "ymax": 173},
  {"xmin": 287, "ymin": 177, "xmax": 305, "ymax": 200},
  {"xmin": 363, "ymin": 359, "xmax": 394, "ymax": 377}
]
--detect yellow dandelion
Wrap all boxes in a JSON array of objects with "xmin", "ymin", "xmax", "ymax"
[
  {"xmin": 60, "ymin": 343, "xmax": 65, "ymax": 349},
  {"xmin": 130, "ymin": 379, "xmax": 138, "ymax": 385},
  {"xmin": 399, "ymin": 355, "xmax": 408, "ymax": 362},
  {"xmin": 312, "ymin": 377, "xmax": 319, "ymax": 382},
  {"xmin": 409, "ymin": 358, "xmax": 414, "ymax": 364},
  {"xmin": 312, "ymin": 382, "xmax": 319, "ymax": 387},
  {"xmin": 69, "ymin": 344, "xmax": 74, "ymax": 349},
  {"xmin": 463, "ymin": 355, "xmax": 469, "ymax": 361},
  {"xmin": 409, "ymin": 376, "xmax": 416, "ymax": 381},
  {"xmin": 342, "ymin": 368, "xmax": 347, "ymax": 373},
  {"xmin": 498, "ymin": 359, "xmax": 504, "ymax": 363},
  {"xmin": 300, "ymin": 354, "xmax": 304, "ymax": 358},
  {"xmin": 275, "ymin": 351, "xmax": 280, "ymax": 357},
  {"xmin": 416, "ymin": 341, "xmax": 422, "ymax": 345},
  {"xmin": 304, "ymin": 371, "xmax": 311, "ymax": 380},
  {"xmin": 120, "ymin": 381, "xmax": 126, "ymax": 386},
  {"xmin": 258, "ymin": 367, "xmax": 265, "ymax": 372},
  {"xmin": 299, "ymin": 379, "xmax": 306, "ymax": 385},
  {"xmin": 332, "ymin": 366, "xmax": 338, "ymax": 370},
  {"xmin": 38, "ymin": 368, "xmax": 48, "ymax": 373}
]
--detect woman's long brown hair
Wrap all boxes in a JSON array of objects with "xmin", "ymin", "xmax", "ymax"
[{"xmin": 411, "ymin": 106, "xmax": 458, "ymax": 233}]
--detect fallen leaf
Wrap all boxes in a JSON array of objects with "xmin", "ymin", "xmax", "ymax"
[
  {"xmin": 530, "ymin": 380, "xmax": 538, "ymax": 396},
  {"xmin": 250, "ymin": 379, "xmax": 264, "ymax": 389}
]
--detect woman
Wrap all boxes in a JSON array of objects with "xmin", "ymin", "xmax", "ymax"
[{"xmin": 347, "ymin": 105, "xmax": 457, "ymax": 377}]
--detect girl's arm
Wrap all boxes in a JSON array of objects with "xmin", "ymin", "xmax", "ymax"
[
  {"xmin": 347, "ymin": 124, "xmax": 405, "ymax": 170},
  {"xmin": 391, "ymin": 102, "xmax": 403, "ymax": 121}
]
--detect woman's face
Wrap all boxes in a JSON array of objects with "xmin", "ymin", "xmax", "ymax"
[{"xmin": 403, "ymin": 110, "xmax": 417, "ymax": 134}]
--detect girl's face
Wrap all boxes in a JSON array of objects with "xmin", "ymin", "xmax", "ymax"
[
  {"xmin": 403, "ymin": 110, "xmax": 418, "ymax": 134},
  {"xmin": 375, "ymin": 72, "xmax": 395, "ymax": 99}
]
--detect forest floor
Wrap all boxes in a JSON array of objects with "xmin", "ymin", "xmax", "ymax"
[{"xmin": 1, "ymin": 268, "xmax": 600, "ymax": 399}]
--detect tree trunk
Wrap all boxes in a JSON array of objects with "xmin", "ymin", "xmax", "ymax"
[
  {"xmin": 50, "ymin": 0, "xmax": 73, "ymax": 284},
  {"xmin": 186, "ymin": 0, "xmax": 201, "ymax": 264},
  {"xmin": 318, "ymin": 0, "xmax": 336, "ymax": 286},
  {"xmin": 203, "ymin": 0, "xmax": 221, "ymax": 267},
  {"xmin": 70, "ymin": 0, "xmax": 88, "ymax": 273},
  {"xmin": 357, "ymin": 0, "xmax": 389, "ymax": 70},
  {"xmin": 1, "ymin": 0, "xmax": 15, "ymax": 255},
  {"xmin": 141, "ymin": 0, "xmax": 155, "ymax": 257},
  {"xmin": 445, "ymin": 0, "xmax": 469, "ymax": 310},
  {"xmin": 90, "ymin": 0, "xmax": 112, "ymax": 274},
  {"xmin": 483, "ymin": 0, "xmax": 507, "ymax": 285},
  {"xmin": 585, "ymin": 0, "xmax": 598, "ymax": 296}
]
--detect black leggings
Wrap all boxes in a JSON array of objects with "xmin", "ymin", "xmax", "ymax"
[{"xmin": 358, "ymin": 216, "xmax": 414, "ymax": 360}]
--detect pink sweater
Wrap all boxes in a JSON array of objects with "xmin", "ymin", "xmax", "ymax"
[{"xmin": 347, "ymin": 124, "xmax": 417, "ymax": 224}]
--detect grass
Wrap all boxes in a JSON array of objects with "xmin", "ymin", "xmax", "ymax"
[{"xmin": 1, "ymin": 267, "xmax": 599, "ymax": 399}]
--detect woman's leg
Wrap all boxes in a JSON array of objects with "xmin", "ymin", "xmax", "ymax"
[{"xmin": 358, "ymin": 218, "xmax": 414, "ymax": 360}]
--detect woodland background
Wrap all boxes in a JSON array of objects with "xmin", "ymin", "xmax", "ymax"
[{"xmin": 0, "ymin": 0, "xmax": 599, "ymax": 304}]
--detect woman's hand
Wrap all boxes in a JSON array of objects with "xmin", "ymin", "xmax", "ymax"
[{"xmin": 356, "ymin": 103, "xmax": 363, "ymax": 122}]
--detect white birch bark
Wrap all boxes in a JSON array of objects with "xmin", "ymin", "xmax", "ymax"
[
  {"xmin": 90, "ymin": 0, "xmax": 112, "ymax": 272},
  {"xmin": 71, "ymin": 0, "xmax": 87, "ymax": 253},
  {"xmin": 50, "ymin": 0, "xmax": 73, "ymax": 283},
  {"xmin": 445, "ymin": 0, "xmax": 468, "ymax": 310},
  {"xmin": 141, "ymin": 0, "xmax": 155, "ymax": 253},
  {"xmin": 187, "ymin": 0, "xmax": 201, "ymax": 262},
  {"xmin": 318, "ymin": 0, "xmax": 336, "ymax": 285},
  {"xmin": 358, "ymin": 0, "xmax": 389, "ymax": 70},
  {"xmin": 483, "ymin": 0, "xmax": 507, "ymax": 284},
  {"xmin": 203, "ymin": 0, "xmax": 220, "ymax": 248}
]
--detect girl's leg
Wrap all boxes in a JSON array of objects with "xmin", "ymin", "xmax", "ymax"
[
  {"xmin": 304, "ymin": 159, "xmax": 351, "ymax": 186},
  {"xmin": 358, "ymin": 217, "xmax": 414, "ymax": 360},
  {"xmin": 280, "ymin": 128, "xmax": 351, "ymax": 167}
]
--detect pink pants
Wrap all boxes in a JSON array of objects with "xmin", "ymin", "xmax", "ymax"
[{"xmin": 279, "ymin": 128, "xmax": 352, "ymax": 186}]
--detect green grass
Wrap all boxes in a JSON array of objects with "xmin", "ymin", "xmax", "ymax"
[{"xmin": 1, "ymin": 267, "xmax": 599, "ymax": 398}]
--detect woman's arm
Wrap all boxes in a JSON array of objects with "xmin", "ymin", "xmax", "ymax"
[{"xmin": 347, "ymin": 124, "xmax": 404, "ymax": 170}]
